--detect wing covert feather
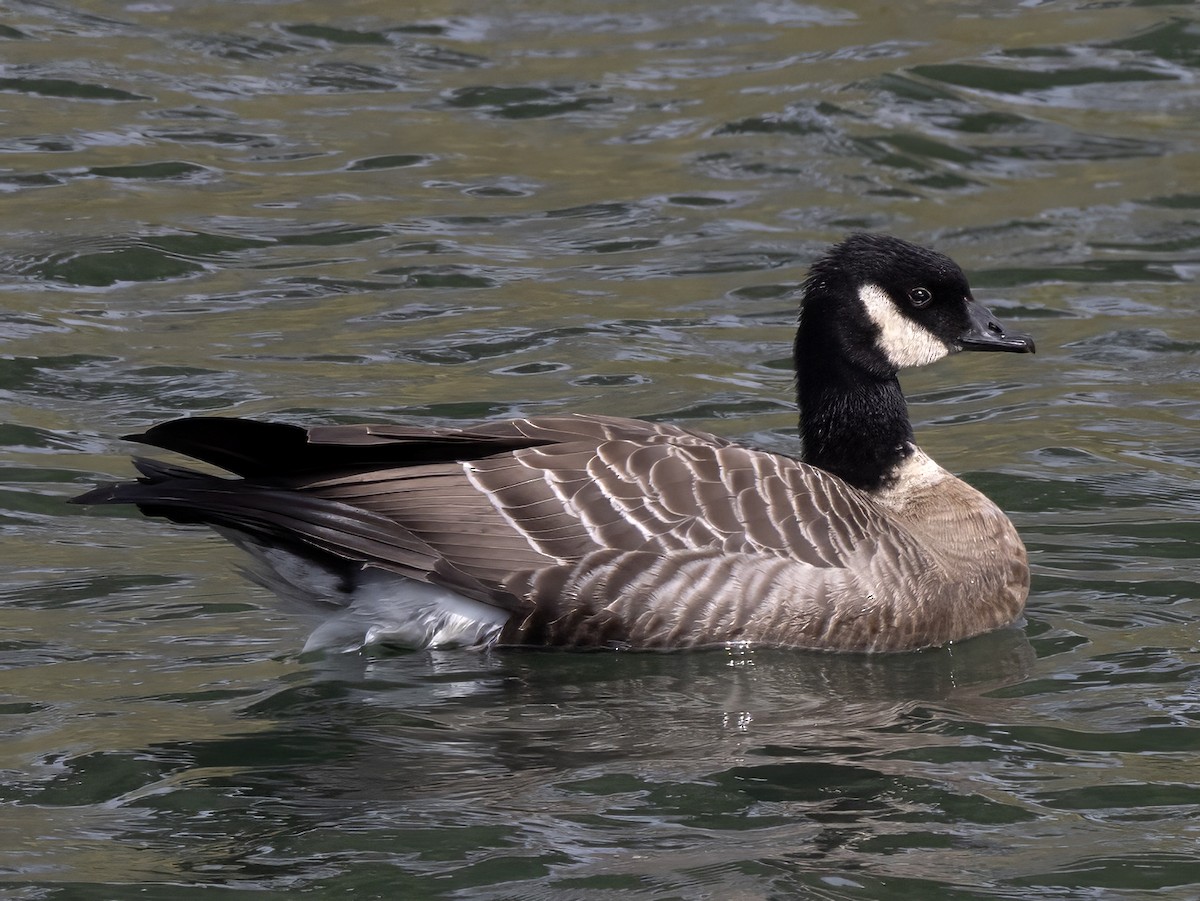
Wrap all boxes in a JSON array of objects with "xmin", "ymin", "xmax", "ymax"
[{"xmin": 296, "ymin": 421, "xmax": 907, "ymax": 590}]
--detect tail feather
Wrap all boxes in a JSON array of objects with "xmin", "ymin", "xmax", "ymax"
[
  {"xmin": 126, "ymin": 416, "xmax": 555, "ymax": 478},
  {"xmin": 71, "ymin": 461, "xmax": 454, "ymax": 585},
  {"xmin": 70, "ymin": 455, "xmax": 519, "ymax": 614},
  {"xmin": 126, "ymin": 418, "xmax": 312, "ymax": 478}
]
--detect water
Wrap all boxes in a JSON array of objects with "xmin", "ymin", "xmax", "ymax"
[{"xmin": 2, "ymin": 0, "xmax": 1199, "ymax": 896}]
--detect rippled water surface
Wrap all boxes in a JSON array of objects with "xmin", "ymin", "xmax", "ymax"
[{"xmin": 3, "ymin": 0, "xmax": 1200, "ymax": 897}]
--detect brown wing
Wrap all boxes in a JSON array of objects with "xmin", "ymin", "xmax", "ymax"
[{"xmin": 292, "ymin": 415, "xmax": 890, "ymax": 588}]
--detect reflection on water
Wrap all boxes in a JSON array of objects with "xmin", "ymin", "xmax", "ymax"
[
  {"xmin": 5, "ymin": 635, "xmax": 1041, "ymax": 894},
  {"xmin": 2, "ymin": 0, "xmax": 1199, "ymax": 896}
]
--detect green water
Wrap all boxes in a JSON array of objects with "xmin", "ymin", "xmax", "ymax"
[{"xmin": 2, "ymin": 0, "xmax": 1199, "ymax": 897}]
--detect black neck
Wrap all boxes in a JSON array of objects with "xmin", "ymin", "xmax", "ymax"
[{"xmin": 794, "ymin": 318, "xmax": 913, "ymax": 493}]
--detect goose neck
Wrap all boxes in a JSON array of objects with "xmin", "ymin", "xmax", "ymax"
[{"xmin": 795, "ymin": 354, "xmax": 914, "ymax": 493}]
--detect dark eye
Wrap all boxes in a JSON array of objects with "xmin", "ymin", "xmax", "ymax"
[{"xmin": 908, "ymin": 287, "xmax": 932, "ymax": 308}]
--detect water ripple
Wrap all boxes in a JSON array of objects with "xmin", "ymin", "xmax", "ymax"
[{"xmin": 3, "ymin": 0, "xmax": 1200, "ymax": 896}]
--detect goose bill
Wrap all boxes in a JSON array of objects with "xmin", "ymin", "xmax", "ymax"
[{"xmin": 958, "ymin": 300, "xmax": 1036, "ymax": 354}]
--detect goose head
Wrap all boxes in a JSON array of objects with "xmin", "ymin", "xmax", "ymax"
[
  {"xmin": 794, "ymin": 233, "xmax": 1034, "ymax": 492},
  {"xmin": 796, "ymin": 233, "xmax": 1034, "ymax": 380}
]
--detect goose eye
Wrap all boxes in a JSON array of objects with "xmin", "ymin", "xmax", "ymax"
[{"xmin": 908, "ymin": 287, "xmax": 932, "ymax": 308}]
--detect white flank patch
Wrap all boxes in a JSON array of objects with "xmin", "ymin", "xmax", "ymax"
[
  {"xmin": 220, "ymin": 529, "xmax": 511, "ymax": 653},
  {"xmin": 858, "ymin": 283, "xmax": 950, "ymax": 369},
  {"xmin": 303, "ymin": 575, "xmax": 511, "ymax": 654}
]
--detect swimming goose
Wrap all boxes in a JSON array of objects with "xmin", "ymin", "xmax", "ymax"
[{"xmin": 72, "ymin": 233, "xmax": 1034, "ymax": 653}]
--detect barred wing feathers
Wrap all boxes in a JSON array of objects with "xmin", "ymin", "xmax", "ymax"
[
  {"xmin": 86, "ymin": 414, "xmax": 935, "ymax": 648},
  {"xmin": 288, "ymin": 416, "xmax": 928, "ymax": 646}
]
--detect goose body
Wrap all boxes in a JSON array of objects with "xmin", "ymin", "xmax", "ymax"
[{"xmin": 73, "ymin": 234, "xmax": 1034, "ymax": 653}]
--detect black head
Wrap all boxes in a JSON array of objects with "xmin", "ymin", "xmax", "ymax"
[
  {"xmin": 798, "ymin": 233, "xmax": 1034, "ymax": 379},
  {"xmin": 794, "ymin": 234, "xmax": 1034, "ymax": 491}
]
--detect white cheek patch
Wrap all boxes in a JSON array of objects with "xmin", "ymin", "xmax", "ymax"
[{"xmin": 858, "ymin": 283, "xmax": 951, "ymax": 369}]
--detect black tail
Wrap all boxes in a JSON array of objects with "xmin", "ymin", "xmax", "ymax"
[
  {"xmin": 119, "ymin": 416, "xmax": 552, "ymax": 479},
  {"xmin": 69, "ymin": 455, "xmax": 502, "ymax": 604},
  {"xmin": 71, "ymin": 457, "xmax": 439, "ymax": 572}
]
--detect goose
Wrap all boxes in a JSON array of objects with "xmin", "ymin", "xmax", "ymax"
[{"xmin": 72, "ymin": 233, "xmax": 1035, "ymax": 654}]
